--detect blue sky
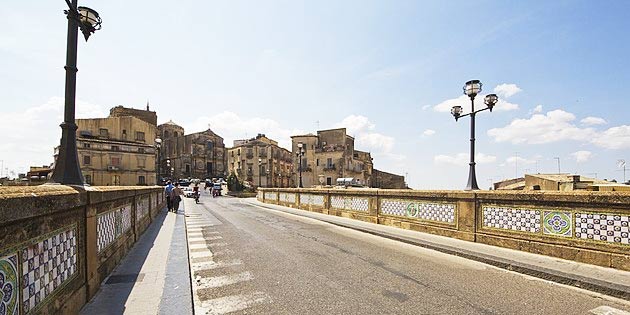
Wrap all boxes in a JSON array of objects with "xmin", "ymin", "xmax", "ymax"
[{"xmin": 1, "ymin": 0, "xmax": 629, "ymax": 188}]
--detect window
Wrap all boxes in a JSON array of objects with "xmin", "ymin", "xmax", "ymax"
[
  {"xmin": 138, "ymin": 176, "xmax": 146, "ymax": 185},
  {"xmin": 111, "ymin": 145, "xmax": 120, "ymax": 151},
  {"xmin": 122, "ymin": 129, "xmax": 127, "ymax": 140},
  {"xmin": 316, "ymin": 159, "xmax": 319, "ymax": 166},
  {"xmin": 112, "ymin": 175, "xmax": 120, "ymax": 186},
  {"xmin": 185, "ymin": 164, "xmax": 190, "ymax": 174},
  {"xmin": 174, "ymin": 132, "xmax": 178, "ymax": 137},
  {"xmin": 138, "ymin": 157, "xmax": 145, "ymax": 168},
  {"xmin": 85, "ymin": 175, "xmax": 92, "ymax": 185},
  {"xmin": 83, "ymin": 143, "xmax": 91, "ymax": 148},
  {"xmin": 261, "ymin": 165, "xmax": 266, "ymax": 174},
  {"xmin": 327, "ymin": 158, "xmax": 333, "ymax": 167},
  {"xmin": 83, "ymin": 155, "xmax": 91, "ymax": 165},
  {"xmin": 207, "ymin": 141, "xmax": 214, "ymax": 150},
  {"xmin": 136, "ymin": 131, "xmax": 145, "ymax": 141},
  {"xmin": 99, "ymin": 128, "xmax": 108, "ymax": 137},
  {"xmin": 111, "ymin": 157, "xmax": 121, "ymax": 166},
  {"xmin": 138, "ymin": 147, "xmax": 145, "ymax": 153}
]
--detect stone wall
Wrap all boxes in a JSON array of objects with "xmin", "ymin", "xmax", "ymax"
[
  {"xmin": 259, "ymin": 188, "xmax": 630, "ymax": 271},
  {"xmin": 0, "ymin": 185, "xmax": 166, "ymax": 315}
]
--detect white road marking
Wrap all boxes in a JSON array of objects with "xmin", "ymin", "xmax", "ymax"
[
  {"xmin": 199, "ymin": 291, "xmax": 269, "ymax": 315},
  {"xmin": 196, "ymin": 271, "xmax": 253, "ymax": 289},
  {"xmin": 191, "ymin": 259, "xmax": 242, "ymax": 271},
  {"xmin": 590, "ymin": 306, "xmax": 630, "ymax": 315}
]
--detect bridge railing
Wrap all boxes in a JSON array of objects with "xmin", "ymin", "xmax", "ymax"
[
  {"xmin": 0, "ymin": 185, "xmax": 166, "ymax": 315},
  {"xmin": 258, "ymin": 188, "xmax": 630, "ymax": 271}
]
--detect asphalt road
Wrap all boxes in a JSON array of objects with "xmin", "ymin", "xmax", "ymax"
[{"xmin": 186, "ymin": 196, "xmax": 630, "ymax": 315}]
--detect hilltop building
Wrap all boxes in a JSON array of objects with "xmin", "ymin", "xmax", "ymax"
[
  {"xmin": 493, "ymin": 173, "xmax": 630, "ymax": 192},
  {"xmin": 290, "ymin": 128, "xmax": 405, "ymax": 188},
  {"xmin": 227, "ymin": 134, "xmax": 293, "ymax": 187},
  {"xmin": 75, "ymin": 105, "xmax": 158, "ymax": 186},
  {"xmin": 157, "ymin": 121, "xmax": 227, "ymax": 180}
]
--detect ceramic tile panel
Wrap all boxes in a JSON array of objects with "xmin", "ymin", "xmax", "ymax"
[
  {"xmin": 381, "ymin": 199, "xmax": 455, "ymax": 223},
  {"xmin": 483, "ymin": 206, "xmax": 541, "ymax": 233},
  {"xmin": 279, "ymin": 193, "xmax": 296, "ymax": 204},
  {"xmin": 136, "ymin": 197, "xmax": 150, "ymax": 220},
  {"xmin": 21, "ymin": 227, "xmax": 77, "ymax": 313},
  {"xmin": 575, "ymin": 213, "xmax": 629, "ymax": 245},
  {"xmin": 0, "ymin": 253, "xmax": 19, "ymax": 315},
  {"xmin": 543, "ymin": 211, "xmax": 572, "ymax": 237},
  {"xmin": 97, "ymin": 204, "xmax": 133, "ymax": 253},
  {"xmin": 331, "ymin": 196, "xmax": 369, "ymax": 212},
  {"xmin": 264, "ymin": 192, "xmax": 277, "ymax": 201},
  {"xmin": 257, "ymin": 191, "xmax": 263, "ymax": 200},
  {"xmin": 299, "ymin": 194, "xmax": 325, "ymax": 207}
]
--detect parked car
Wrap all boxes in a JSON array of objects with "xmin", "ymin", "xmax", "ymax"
[
  {"xmin": 183, "ymin": 187, "xmax": 195, "ymax": 198},
  {"xmin": 178, "ymin": 179, "xmax": 191, "ymax": 187}
]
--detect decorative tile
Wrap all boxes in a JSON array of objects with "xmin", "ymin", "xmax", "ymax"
[
  {"xmin": 264, "ymin": 192, "xmax": 277, "ymax": 201},
  {"xmin": 331, "ymin": 196, "xmax": 369, "ymax": 212},
  {"xmin": 21, "ymin": 227, "xmax": 77, "ymax": 313},
  {"xmin": 279, "ymin": 193, "xmax": 296, "ymax": 203},
  {"xmin": 299, "ymin": 194, "xmax": 324, "ymax": 207},
  {"xmin": 380, "ymin": 199, "xmax": 455, "ymax": 223},
  {"xmin": 543, "ymin": 211, "xmax": 572, "ymax": 237},
  {"xmin": 97, "ymin": 204, "xmax": 133, "ymax": 253},
  {"xmin": 0, "ymin": 253, "xmax": 19, "ymax": 315},
  {"xmin": 136, "ymin": 197, "xmax": 150, "ymax": 220},
  {"xmin": 482, "ymin": 206, "xmax": 541, "ymax": 234},
  {"xmin": 257, "ymin": 191, "xmax": 263, "ymax": 200},
  {"xmin": 575, "ymin": 213, "xmax": 629, "ymax": 245}
]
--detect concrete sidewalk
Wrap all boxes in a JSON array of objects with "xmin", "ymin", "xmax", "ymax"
[
  {"xmin": 80, "ymin": 206, "xmax": 193, "ymax": 315},
  {"xmin": 245, "ymin": 198, "xmax": 630, "ymax": 301}
]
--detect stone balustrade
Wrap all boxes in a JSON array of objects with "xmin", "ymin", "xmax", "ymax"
[
  {"xmin": 0, "ymin": 185, "xmax": 166, "ymax": 315},
  {"xmin": 259, "ymin": 188, "xmax": 630, "ymax": 271}
]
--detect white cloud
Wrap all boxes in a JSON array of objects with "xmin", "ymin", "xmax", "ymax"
[
  {"xmin": 337, "ymin": 115, "xmax": 375, "ymax": 134},
  {"xmin": 421, "ymin": 104, "xmax": 432, "ymax": 111},
  {"xmin": 591, "ymin": 125, "xmax": 630, "ymax": 149},
  {"xmin": 494, "ymin": 83, "xmax": 522, "ymax": 98},
  {"xmin": 580, "ymin": 116, "xmax": 607, "ymax": 126},
  {"xmin": 433, "ymin": 84, "xmax": 520, "ymax": 114},
  {"xmin": 422, "ymin": 129, "xmax": 436, "ymax": 137},
  {"xmin": 571, "ymin": 151, "xmax": 593, "ymax": 163},
  {"xmin": 0, "ymin": 97, "xmax": 107, "ymax": 174},
  {"xmin": 532, "ymin": 105, "xmax": 543, "ymax": 113},
  {"xmin": 434, "ymin": 153, "xmax": 496, "ymax": 166},
  {"xmin": 487, "ymin": 109, "xmax": 597, "ymax": 144},
  {"xmin": 506, "ymin": 156, "xmax": 536, "ymax": 165}
]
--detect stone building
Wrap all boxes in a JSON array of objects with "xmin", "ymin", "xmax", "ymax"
[
  {"xmin": 157, "ymin": 121, "xmax": 226, "ymax": 180},
  {"xmin": 493, "ymin": 173, "xmax": 628, "ymax": 191},
  {"xmin": 76, "ymin": 107, "xmax": 158, "ymax": 186},
  {"xmin": 291, "ymin": 128, "xmax": 376, "ymax": 187},
  {"xmin": 227, "ymin": 134, "xmax": 293, "ymax": 187},
  {"xmin": 372, "ymin": 169, "xmax": 407, "ymax": 189}
]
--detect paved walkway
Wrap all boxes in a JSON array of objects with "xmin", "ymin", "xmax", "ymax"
[
  {"xmin": 80, "ymin": 205, "xmax": 193, "ymax": 315},
  {"xmin": 246, "ymin": 198, "xmax": 630, "ymax": 301}
]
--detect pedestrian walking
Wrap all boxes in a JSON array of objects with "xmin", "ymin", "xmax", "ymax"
[
  {"xmin": 171, "ymin": 182, "xmax": 184, "ymax": 213},
  {"xmin": 164, "ymin": 181, "xmax": 174, "ymax": 211}
]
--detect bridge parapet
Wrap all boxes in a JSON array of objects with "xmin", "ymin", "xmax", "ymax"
[
  {"xmin": 259, "ymin": 188, "xmax": 630, "ymax": 271},
  {"xmin": 0, "ymin": 185, "xmax": 165, "ymax": 315}
]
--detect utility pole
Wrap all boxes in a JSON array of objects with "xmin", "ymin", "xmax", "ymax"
[{"xmin": 554, "ymin": 157, "xmax": 561, "ymax": 174}]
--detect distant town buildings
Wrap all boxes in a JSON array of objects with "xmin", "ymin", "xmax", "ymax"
[
  {"xmin": 227, "ymin": 134, "xmax": 293, "ymax": 188},
  {"xmin": 291, "ymin": 128, "xmax": 405, "ymax": 188},
  {"xmin": 157, "ymin": 121, "xmax": 227, "ymax": 180},
  {"xmin": 74, "ymin": 105, "xmax": 158, "ymax": 186},
  {"xmin": 493, "ymin": 173, "xmax": 630, "ymax": 192}
]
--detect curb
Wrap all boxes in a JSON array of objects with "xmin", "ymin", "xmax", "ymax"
[{"xmin": 247, "ymin": 201, "xmax": 630, "ymax": 301}]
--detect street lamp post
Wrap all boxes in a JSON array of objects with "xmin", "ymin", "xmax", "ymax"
[
  {"xmin": 297, "ymin": 142, "xmax": 304, "ymax": 188},
  {"xmin": 49, "ymin": 0, "xmax": 102, "ymax": 185},
  {"xmin": 258, "ymin": 158, "xmax": 262, "ymax": 188},
  {"xmin": 451, "ymin": 80, "xmax": 498, "ymax": 190},
  {"xmin": 155, "ymin": 138, "xmax": 162, "ymax": 185}
]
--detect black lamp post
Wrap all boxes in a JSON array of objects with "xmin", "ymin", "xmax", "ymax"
[
  {"xmin": 451, "ymin": 80, "xmax": 498, "ymax": 190},
  {"xmin": 49, "ymin": 0, "xmax": 102, "ymax": 185},
  {"xmin": 258, "ymin": 158, "xmax": 262, "ymax": 188},
  {"xmin": 297, "ymin": 142, "xmax": 304, "ymax": 188},
  {"xmin": 155, "ymin": 138, "xmax": 162, "ymax": 185}
]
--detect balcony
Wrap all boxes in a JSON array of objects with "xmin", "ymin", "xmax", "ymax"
[
  {"xmin": 107, "ymin": 165, "xmax": 123, "ymax": 171},
  {"xmin": 246, "ymin": 153, "xmax": 254, "ymax": 159},
  {"xmin": 323, "ymin": 165, "xmax": 336, "ymax": 171}
]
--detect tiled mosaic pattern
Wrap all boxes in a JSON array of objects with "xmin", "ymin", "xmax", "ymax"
[
  {"xmin": 482, "ymin": 206, "xmax": 541, "ymax": 233},
  {"xmin": 380, "ymin": 199, "xmax": 455, "ymax": 223},
  {"xmin": 21, "ymin": 228, "xmax": 77, "ymax": 313},
  {"xmin": 136, "ymin": 197, "xmax": 150, "ymax": 220},
  {"xmin": 0, "ymin": 253, "xmax": 19, "ymax": 315},
  {"xmin": 331, "ymin": 196, "xmax": 369, "ymax": 212},
  {"xmin": 543, "ymin": 211, "xmax": 572, "ymax": 237},
  {"xmin": 299, "ymin": 194, "xmax": 325, "ymax": 207},
  {"xmin": 264, "ymin": 192, "xmax": 277, "ymax": 201},
  {"xmin": 279, "ymin": 193, "xmax": 296, "ymax": 204},
  {"xmin": 97, "ymin": 205, "xmax": 132, "ymax": 253},
  {"xmin": 257, "ymin": 191, "xmax": 263, "ymax": 200},
  {"xmin": 576, "ymin": 213, "xmax": 629, "ymax": 245}
]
